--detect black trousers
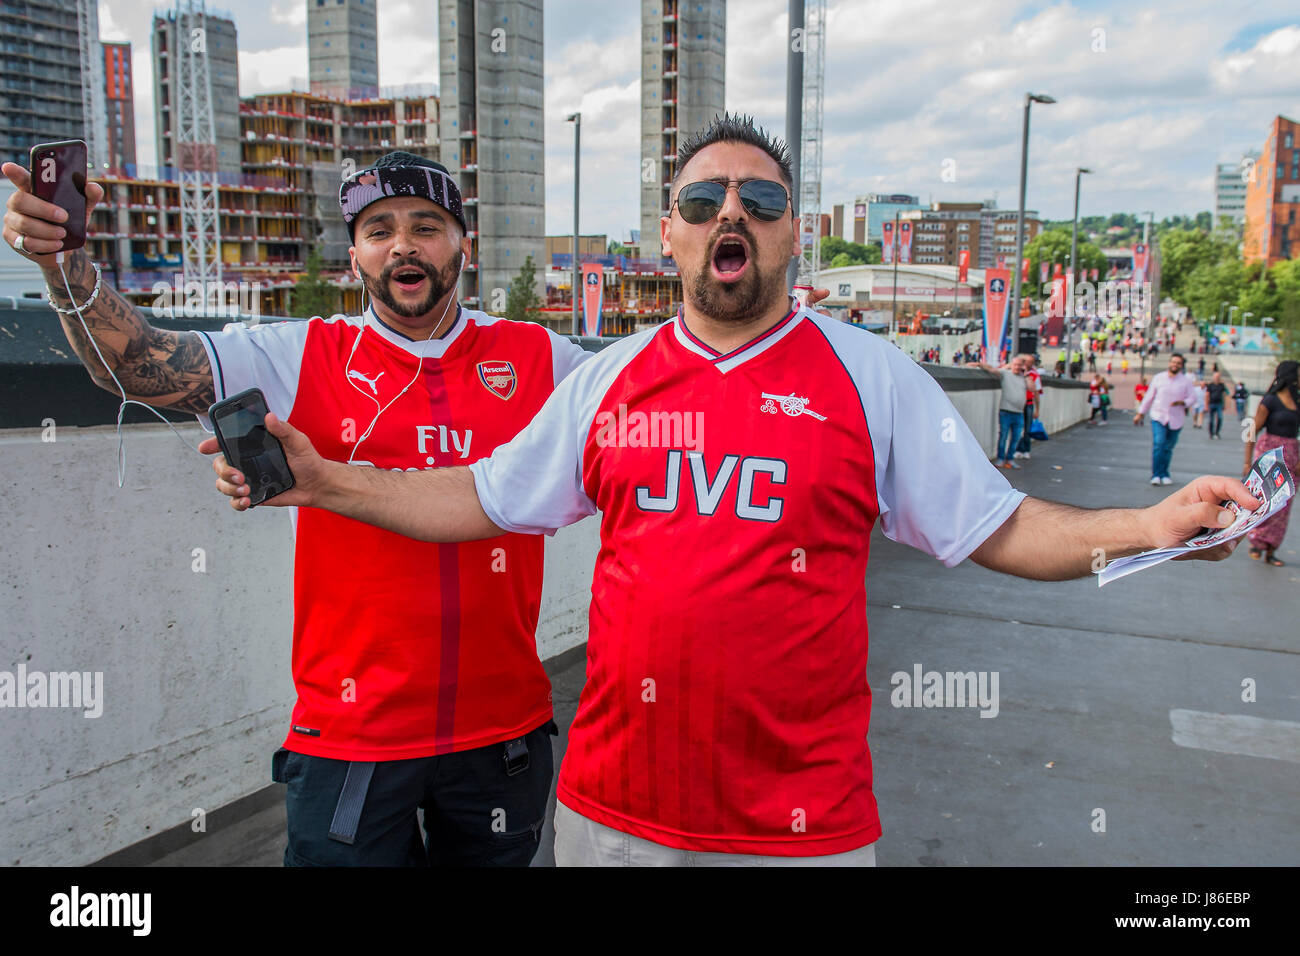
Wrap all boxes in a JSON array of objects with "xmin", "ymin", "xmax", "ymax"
[{"xmin": 272, "ymin": 719, "xmax": 557, "ymax": 866}]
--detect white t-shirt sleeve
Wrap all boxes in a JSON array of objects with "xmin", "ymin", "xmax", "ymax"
[
  {"xmin": 470, "ymin": 329, "xmax": 655, "ymax": 535},
  {"xmin": 546, "ymin": 329, "xmax": 594, "ymax": 386},
  {"xmin": 193, "ymin": 319, "xmax": 315, "ymax": 430},
  {"xmin": 469, "ymin": 372, "xmax": 597, "ymax": 535},
  {"xmin": 873, "ymin": 342, "xmax": 1027, "ymax": 567}
]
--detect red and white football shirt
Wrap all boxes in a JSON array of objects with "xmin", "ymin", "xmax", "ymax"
[
  {"xmin": 195, "ymin": 307, "xmax": 589, "ymax": 761},
  {"xmin": 471, "ymin": 305, "xmax": 1025, "ymax": 855}
]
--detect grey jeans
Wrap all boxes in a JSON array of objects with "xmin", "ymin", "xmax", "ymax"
[{"xmin": 553, "ymin": 801, "xmax": 878, "ymax": 867}]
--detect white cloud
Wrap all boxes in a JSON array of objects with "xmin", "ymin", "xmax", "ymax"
[
  {"xmin": 98, "ymin": 1, "xmax": 130, "ymax": 42},
  {"xmin": 543, "ymin": 28, "xmax": 641, "ymax": 238},
  {"xmin": 1211, "ymin": 25, "xmax": 1300, "ymax": 96},
  {"xmin": 239, "ymin": 46, "xmax": 309, "ymax": 94},
  {"xmin": 269, "ymin": 0, "xmax": 307, "ymax": 29}
]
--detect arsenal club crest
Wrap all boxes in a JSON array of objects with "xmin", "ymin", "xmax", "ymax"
[{"xmin": 477, "ymin": 360, "xmax": 517, "ymax": 400}]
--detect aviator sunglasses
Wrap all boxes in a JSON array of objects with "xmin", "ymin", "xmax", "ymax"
[{"xmin": 672, "ymin": 179, "xmax": 791, "ymax": 224}]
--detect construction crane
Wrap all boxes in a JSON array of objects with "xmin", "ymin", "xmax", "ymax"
[
  {"xmin": 796, "ymin": 0, "xmax": 826, "ymax": 283},
  {"xmin": 175, "ymin": 0, "xmax": 223, "ymax": 295}
]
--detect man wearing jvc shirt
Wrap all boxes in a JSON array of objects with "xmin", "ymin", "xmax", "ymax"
[
  {"xmin": 1, "ymin": 152, "xmax": 589, "ymax": 865},
  {"xmin": 206, "ymin": 116, "xmax": 1257, "ymax": 865}
]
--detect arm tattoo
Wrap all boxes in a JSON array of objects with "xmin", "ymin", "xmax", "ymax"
[{"xmin": 43, "ymin": 250, "xmax": 215, "ymax": 414}]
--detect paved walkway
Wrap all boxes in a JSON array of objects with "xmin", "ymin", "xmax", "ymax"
[{"xmin": 130, "ymin": 401, "xmax": 1299, "ymax": 867}]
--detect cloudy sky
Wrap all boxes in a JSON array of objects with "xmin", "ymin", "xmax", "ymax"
[{"xmin": 100, "ymin": 0, "xmax": 1300, "ymax": 240}]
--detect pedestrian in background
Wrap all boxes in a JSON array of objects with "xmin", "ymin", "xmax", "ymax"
[
  {"xmin": 1134, "ymin": 353, "xmax": 1197, "ymax": 485},
  {"xmin": 1191, "ymin": 377, "xmax": 1207, "ymax": 429},
  {"xmin": 1233, "ymin": 380, "xmax": 1250, "ymax": 420},
  {"xmin": 969, "ymin": 353, "xmax": 1031, "ymax": 469},
  {"xmin": 1244, "ymin": 361, "xmax": 1300, "ymax": 566},
  {"xmin": 1015, "ymin": 355, "xmax": 1043, "ymax": 459},
  {"xmin": 1088, "ymin": 373, "xmax": 1105, "ymax": 425},
  {"xmin": 1204, "ymin": 372, "xmax": 1227, "ymax": 439}
]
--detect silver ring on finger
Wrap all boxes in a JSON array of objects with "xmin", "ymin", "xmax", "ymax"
[{"xmin": 13, "ymin": 234, "xmax": 25, "ymax": 253}]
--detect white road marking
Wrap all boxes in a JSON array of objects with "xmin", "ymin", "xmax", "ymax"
[{"xmin": 1170, "ymin": 709, "xmax": 1300, "ymax": 764}]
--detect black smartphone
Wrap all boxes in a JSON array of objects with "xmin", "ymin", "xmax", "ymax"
[
  {"xmin": 208, "ymin": 388, "xmax": 295, "ymax": 506},
  {"xmin": 29, "ymin": 140, "xmax": 88, "ymax": 252}
]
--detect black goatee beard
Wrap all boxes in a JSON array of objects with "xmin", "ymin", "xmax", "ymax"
[
  {"xmin": 359, "ymin": 253, "xmax": 458, "ymax": 319},
  {"xmin": 686, "ymin": 224, "xmax": 790, "ymax": 324}
]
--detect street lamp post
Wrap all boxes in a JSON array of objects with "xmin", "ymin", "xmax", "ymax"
[
  {"xmin": 566, "ymin": 112, "xmax": 581, "ymax": 337},
  {"xmin": 889, "ymin": 210, "xmax": 900, "ymax": 341},
  {"xmin": 1009, "ymin": 91, "xmax": 1056, "ymax": 351},
  {"xmin": 1065, "ymin": 167, "xmax": 1091, "ymax": 379}
]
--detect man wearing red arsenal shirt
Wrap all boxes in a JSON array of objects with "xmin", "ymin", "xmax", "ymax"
[
  {"xmin": 206, "ymin": 117, "xmax": 1257, "ymax": 866},
  {"xmin": 4, "ymin": 151, "xmax": 588, "ymax": 865}
]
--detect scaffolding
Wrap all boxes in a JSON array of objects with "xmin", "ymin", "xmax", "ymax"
[
  {"xmin": 175, "ymin": 0, "xmax": 223, "ymax": 292},
  {"xmin": 797, "ymin": 0, "xmax": 826, "ymax": 281}
]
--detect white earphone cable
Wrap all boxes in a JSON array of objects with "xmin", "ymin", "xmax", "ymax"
[
  {"xmin": 344, "ymin": 279, "xmax": 460, "ymax": 464},
  {"xmin": 56, "ymin": 252, "xmax": 202, "ymax": 487}
]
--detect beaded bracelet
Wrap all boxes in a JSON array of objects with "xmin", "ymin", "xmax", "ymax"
[{"xmin": 47, "ymin": 260, "xmax": 103, "ymax": 315}]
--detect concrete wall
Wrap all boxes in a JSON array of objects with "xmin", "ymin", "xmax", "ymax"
[{"xmin": 0, "ymin": 369, "xmax": 1085, "ymax": 866}]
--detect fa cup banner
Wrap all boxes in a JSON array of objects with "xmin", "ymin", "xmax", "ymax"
[
  {"xmin": 581, "ymin": 263, "xmax": 603, "ymax": 337},
  {"xmin": 898, "ymin": 221, "xmax": 913, "ymax": 264},
  {"xmin": 1133, "ymin": 244, "xmax": 1148, "ymax": 286},
  {"xmin": 983, "ymin": 268, "xmax": 1011, "ymax": 361},
  {"xmin": 957, "ymin": 248, "xmax": 969, "ymax": 284},
  {"xmin": 882, "ymin": 220, "xmax": 895, "ymax": 264}
]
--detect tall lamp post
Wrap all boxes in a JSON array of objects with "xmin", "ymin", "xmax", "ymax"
[
  {"xmin": 566, "ymin": 112, "xmax": 581, "ymax": 336},
  {"xmin": 1009, "ymin": 91, "xmax": 1056, "ymax": 350},
  {"xmin": 1065, "ymin": 166, "xmax": 1091, "ymax": 378},
  {"xmin": 888, "ymin": 210, "xmax": 900, "ymax": 341}
]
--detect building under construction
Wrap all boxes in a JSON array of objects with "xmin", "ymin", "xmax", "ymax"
[
  {"xmin": 639, "ymin": 0, "xmax": 726, "ymax": 264},
  {"xmin": 92, "ymin": 86, "xmax": 441, "ymax": 315}
]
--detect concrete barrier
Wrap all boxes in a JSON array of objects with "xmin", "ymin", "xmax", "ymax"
[{"xmin": 0, "ymin": 323, "xmax": 1088, "ymax": 865}]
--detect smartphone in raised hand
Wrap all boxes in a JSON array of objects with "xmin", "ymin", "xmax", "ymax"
[
  {"xmin": 29, "ymin": 140, "xmax": 88, "ymax": 252},
  {"xmin": 208, "ymin": 388, "xmax": 296, "ymax": 506}
]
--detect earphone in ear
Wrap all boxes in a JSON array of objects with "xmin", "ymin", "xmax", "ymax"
[{"xmin": 461, "ymin": 252, "xmax": 467, "ymax": 270}]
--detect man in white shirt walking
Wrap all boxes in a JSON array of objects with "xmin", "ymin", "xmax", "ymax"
[{"xmin": 1133, "ymin": 353, "xmax": 1198, "ymax": 485}]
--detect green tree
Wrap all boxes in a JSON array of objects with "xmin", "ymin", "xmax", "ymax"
[
  {"xmin": 1158, "ymin": 228, "xmax": 1237, "ymax": 304},
  {"xmin": 607, "ymin": 240, "xmax": 628, "ymax": 256},
  {"xmin": 290, "ymin": 247, "xmax": 340, "ymax": 318},
  {"xmin": 1270, "ymin": 259, "xmax": 1300, "ymax": 361},
  {"xmin": 1181, "ymin": 257, "xmax": 1244, "ymax": 323},
  {"xmin": 1236, "ymin": 259, "xmax": 1300, "ymax": 359},
  {"xmin": 820, "ymin": 235, "xmax": 880, "ymax": 266},
  {"xmin": 505, "ymin": 254, "xmax": 543, "ymax": 323},
  {"xmin": 1023, "ymin": 227, "xmax": 1106, "ymax": 295}
]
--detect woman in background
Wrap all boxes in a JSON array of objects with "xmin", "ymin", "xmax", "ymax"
[{"xmin": 1245, "ymin": 361, "xmax": 1300, "ymax": 566}]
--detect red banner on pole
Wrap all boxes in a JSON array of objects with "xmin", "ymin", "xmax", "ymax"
[
  {"xmin": 1021, "ymin": 257, "xmax": 1030, "ymax": 283},
  {"xmin": 581, "ymin": 263, "xmax": 603, "ymax": 337},
  {"xmin": 881, "ymin": 221, "xmax": 895, "ymax": 264},
  {"xmin": 898, "ymin": 221, "xmax": 913, "ymax": 264},
  {"xmin": 957, "ymin": 249, "xmax": 969, "ymax": 284},
  {"xmin": 1039, "ymin": 261, "xmax": 1048, "ymax": 284},
  {"xmin": 983, "ymin": 268, "xmax": 1011, "ymax": 362},
  {"xmin": 1133, "ymin": 243, "xmax": 1148, "ymax": 285},
  {"xmin": 1046, "ymin": 275, "xmax": 1067, "ymax": 319}
]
